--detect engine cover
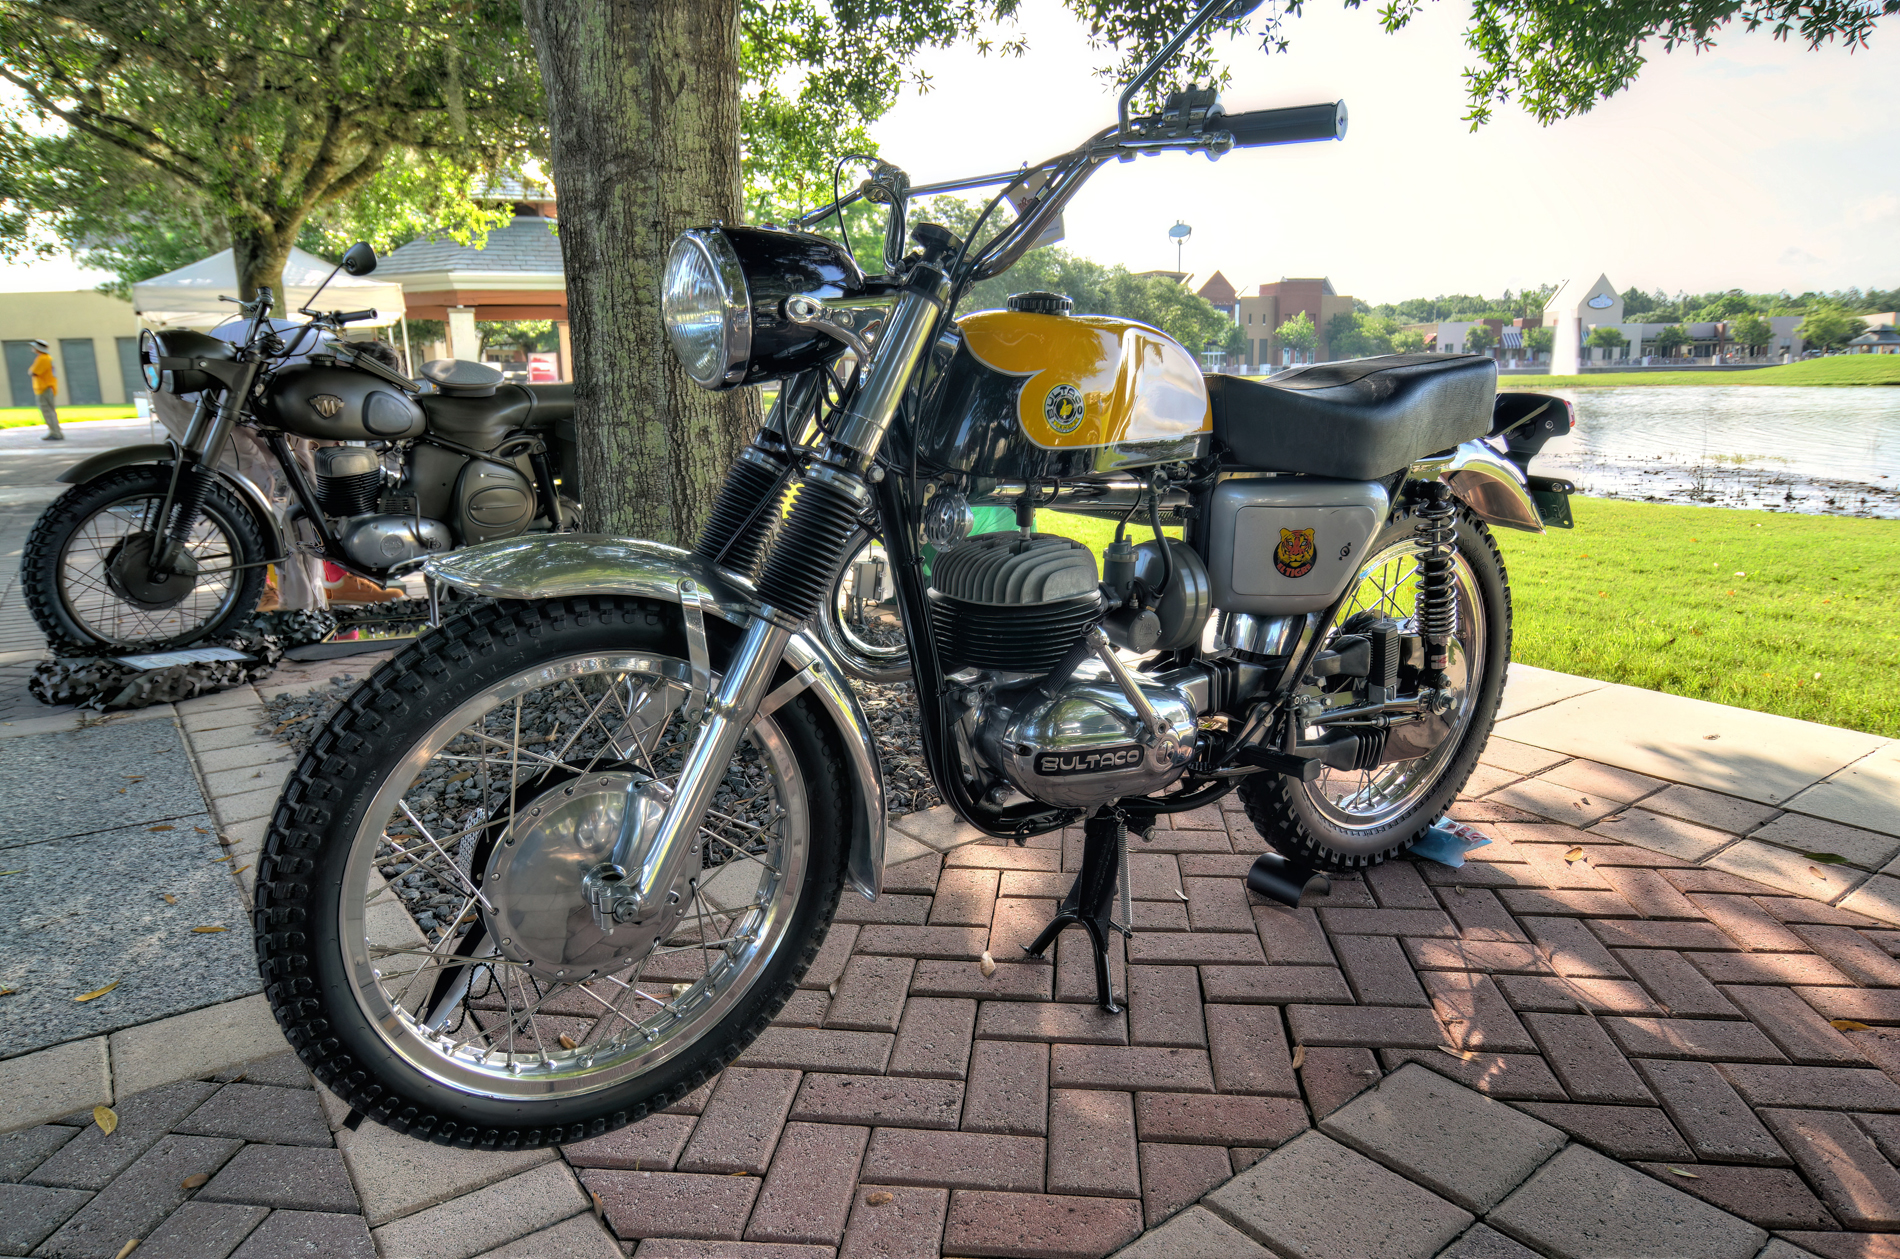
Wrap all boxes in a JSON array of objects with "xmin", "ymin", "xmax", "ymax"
[
  {"xmin": 336, "ymin": 514, "xmax": 452, "ymax": 570},
  {"xmin": 979, "ymin": 673, "xmax": 1197, "ymax": 809}
]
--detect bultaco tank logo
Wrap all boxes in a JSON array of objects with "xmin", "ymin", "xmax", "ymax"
[
  {"xmin": 1274, "ymin": 527, "xmax": 1316, "ymax": 578},
  {"xmin": 1043, "ymin": 383, "xmax": 1084, "ymax": 434}
]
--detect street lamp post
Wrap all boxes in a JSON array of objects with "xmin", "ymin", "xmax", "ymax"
[{"xmin": 1168, "ymin": 221, "xmax": 1191, "ymax": 276}]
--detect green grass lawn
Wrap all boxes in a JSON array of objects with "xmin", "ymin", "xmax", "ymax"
[
  {"xmin": 1501, "ymin": 356, "xmax": 1900, "ymax": 389},
  {"xmin": 0, "ymin": 404, "xmax": 139, "ymax": 429},
  {"xmin": 1496, "ymin": 497, "xmax": 1898, "ymax": 736},
  {"xmin": 1035, "ymin": 497, "xmax": 1898, "ymax": 737}
]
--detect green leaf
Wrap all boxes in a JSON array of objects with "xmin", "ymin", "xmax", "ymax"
[{"xmin": 1804, "ymin": 852, "xmax": 1849, "ymax": 865}]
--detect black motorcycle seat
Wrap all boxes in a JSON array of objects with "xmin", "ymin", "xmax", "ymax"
[
  {"xmin": 1207, "ymin": 353, "xmax": 1496, "ymax": 480},
  {"xmin": 422, "ymin": 382, "xmax": 576, "ymax": 450}
]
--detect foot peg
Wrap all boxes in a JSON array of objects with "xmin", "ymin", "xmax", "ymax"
[{"xmin": 1247, "ymin": 851, "xmax": 1331, "ymax": 908}]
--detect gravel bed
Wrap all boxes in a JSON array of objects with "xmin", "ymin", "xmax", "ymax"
[{"xmin": 259, "ymin": 675, "xmax": 938, "ymax": 818}]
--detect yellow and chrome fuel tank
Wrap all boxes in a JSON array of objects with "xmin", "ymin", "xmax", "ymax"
[{"xmin": 915, "ymin": 310, "xmax": 1211, "ymax": 480}]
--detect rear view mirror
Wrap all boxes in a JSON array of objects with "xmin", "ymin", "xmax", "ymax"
[{"xmin": 342, "ymin": 242, "xmax": 378, "ymax": 276}]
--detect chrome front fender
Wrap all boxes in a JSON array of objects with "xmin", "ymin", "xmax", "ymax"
[
  {"xmin": 1441, "ymin": 441, "xmax": 1544, "ymax": 534},
  {"xmin": 424, "ymin": 536, "xmax": 886, "ymax": 900}
]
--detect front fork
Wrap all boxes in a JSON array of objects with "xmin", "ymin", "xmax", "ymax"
[{"xmin": 583, "ymin": 258, "xmax": 954, "ymax": 927}]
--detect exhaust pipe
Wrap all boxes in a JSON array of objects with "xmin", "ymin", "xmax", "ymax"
[{"xmin": 1247, "ymin": 850, "xmax": 1332, "ymax": 908}]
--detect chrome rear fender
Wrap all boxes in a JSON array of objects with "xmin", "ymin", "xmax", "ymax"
[
  {"xmin": 1414, "ymin": 440, "xmax": 1545, "ymax": 534},
  {"xmin": 424, "ymin": 535, "xmax": 886, "ymax": 899}
]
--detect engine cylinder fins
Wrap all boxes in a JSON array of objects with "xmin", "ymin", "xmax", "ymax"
[
  {"xmin": 929, "ymin": 590, "xmax": 1103, "ymax": 673},
  {"xmin": 695, "ymin": 443, "xmax": 792, "ymax": 579},
  {"xmin": 314, "ymin": 447, "xmax": 384, "ymax": 518},
  {"xmin": 929, "ymin": 532, "xmax": 1098, "ymax": 605},
  {"xmin": 754, "ymin": 474, "xmax": 866, "ymax": 622}
]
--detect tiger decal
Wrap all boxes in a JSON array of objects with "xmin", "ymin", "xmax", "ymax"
[{"xmin": 1273, "ymin": 527, "xmax": 1316, "ymax": 578}]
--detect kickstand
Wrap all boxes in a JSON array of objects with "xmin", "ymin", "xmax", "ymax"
[{"xmin": 1024, "ymin": 803, "xmax": 1158, "ymax": 1013}]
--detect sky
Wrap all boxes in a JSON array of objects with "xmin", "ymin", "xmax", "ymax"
[
  {"xmin": 3, "ymin": 3, "xmax": 1895, "ymax": 303},
  {"xmin": 864, "ymin": 0, "xmax": 1900, "ymax": 308}
]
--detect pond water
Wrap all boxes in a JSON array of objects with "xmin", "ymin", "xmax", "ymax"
[{"xmin": 1530, "ymin": 386, "xmax": 1900, "ymax": 518}]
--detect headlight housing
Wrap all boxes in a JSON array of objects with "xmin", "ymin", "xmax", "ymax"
[
  {"xmin": 662, "ymin": 226, "xmax": 869, "ymax": 391},
  {"xmin": 663, "ymin": 230, "xmax": 751, "ymax": 388},
  {"xmin": 137, "ymin": 327, "xmax": 235, "ymax": 395}
]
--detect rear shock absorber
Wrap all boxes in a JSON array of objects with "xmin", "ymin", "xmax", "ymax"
[
  {"xmin": 694, "ymin": 434, "xmax": 794, "ymax": 580},
  {"xmin": 1410, "ymin": 479, "xmax": 1458, "ymax": 690}
]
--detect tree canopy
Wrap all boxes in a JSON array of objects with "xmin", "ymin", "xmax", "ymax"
[
  {"xmin": 1797, "ymin": 307, "xmax": 1869, "ymax": 349},
  {"xmin": 0, "ymin": 1, "xmax": 546, "ymax": 304},
  {"xmin": 1276, "ymin": 311, "xmax": 1318, "ymax": 353},
  {"xmin": 1463, "ymin": 324, "xmax": 1497, "ymax": 353},
  {"xmin": 1586, "ymin": 325, "xmax": 1629, "ymax": 349},
  {"xmin": 1731, "ymin": 312, "xmax": 1774, "ymax": 348}
]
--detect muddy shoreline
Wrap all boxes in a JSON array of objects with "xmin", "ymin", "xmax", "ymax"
[{"xmin": 1546, "ymin": 454, "xmax": 1900, "ymax": 519}]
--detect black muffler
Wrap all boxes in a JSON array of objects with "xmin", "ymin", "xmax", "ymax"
[{"xmin": 1247, "ymin": 850, "xmax": 1332, "ymax": 908}]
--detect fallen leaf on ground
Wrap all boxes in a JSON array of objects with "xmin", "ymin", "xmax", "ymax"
[
  {"xmin": 1804, "ymin": 852, "xmax": 1848, "ymax": 865},
  {"xmin": 866, "ymin": 1190, "xmax": 895, "ymax": 1206},
  {"xmin": 979, "ymin": 951, "xmax": 997, "ymax": 977},
  {"xmin": 558, "ymin": 1034, "xmax": 578, "ymax": 1050},
  {"xmin": 0, "ymin": 988, "xmax": 15, "ymax": 996},
  {"xmin": 231, "ymin": 865, "xmax": 249, "ymax": 874},
  {"xmin": 590, "ymin": 1191, "xmax": 605, "ymax": 1221},
  {"xmin": 76, "ymin": 980, "xmax": 121, "ymax": 1002},
  {"xmin": 1173, "ymin": 889, "xmax": 1189, "ymax": 903},
  {"xmin": 191, "ymin": 926, "xmax": 227, "ymax": 934},
  {"xmin": 181, "ymin": 1173, "xmax": 209, "ymax": 1189},
  {"xmin": 0, "ymin": 869, "xmax": 21, "ymax": 875},
  {"xmin": 1290, "ymin": 1045, "xmax": 1305, "ymax": 1070},
  {"xmin": 1809, "ymin": 866, "xmax": 1828, "ymax": 880},
  {"xmin": 1564, "ymin": 846, "xmax": 1585, "ymax": 863},
  {"xmin": 1665, "ymin": 1166, "xmax": 1701, "ymax": 1179},
  {"xmin": 1454, "ymin": 885, "xmax": 1467, "ymax": 896},
  {"xmin": 194, "ymin": 827, "xmax": 209, "ymax": 834},
  {"xmin": 1437, "ymin": 1045, "xmax": 1478, "ymax": 1062},
  {"xmin": 827, "ymin": 980, "xmax": 839, "ymax": 997},
  {"xmin": 148, "ymin": 825, "xmax": 174, "ymax": 832},
  {"xmin": 163, "ymin": 894, "xmax": 176, "ymax": 905},
  {"xmin": 212, "ymin": 855, "xmax": 233, "ymax": 862},
  {"xmin": 1831, "ymin": 1019, "xmax": 1873, "ymax": 1031},
  {"xmin": 113, "ymin": 1240, "xmax": 138, "ymax": 1259},
  {"xmin": 94, "ymin": 1105, "xmax": 118, "ymax": 1135}
]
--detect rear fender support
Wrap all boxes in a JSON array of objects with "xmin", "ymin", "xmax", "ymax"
[
  {"xmin": 1435, "ymin": 441, "xmax": 1545, "ymax": 534},
  {"xmin": 424, "ymin": 535, "xmax": 886, "ymax": 900}
]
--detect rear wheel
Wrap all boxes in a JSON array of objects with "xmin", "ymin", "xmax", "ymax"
[
  {"xmin": 255, "ymin": 596, "xmax": 850, "ymax": 1145},
  {"xmin": 21, "ymin": 464, "xmax": 269, "ymax": 651},
  {"xmin": 813, "ymin": 528, "xmax": 911, "ymax": 683},
  {"xmin": 1240, "ymin": 504, "xmax": 1510, "ymax": 870}
]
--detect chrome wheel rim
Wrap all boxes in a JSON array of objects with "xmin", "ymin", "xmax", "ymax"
[
  {"xmin": 58, "ymin": 490, "xmax": 242, "ymax": 646},
  {"xmin": 339, "ymin": 650, "xmax": 807, "ymax": 1101},
  {"xmin": 825, "ymin": 537, "xmax": 908, "ymax": 672},
  {"xmin": 1302, "ymin": 537, "xmax": 1487, "ymax": 831}
]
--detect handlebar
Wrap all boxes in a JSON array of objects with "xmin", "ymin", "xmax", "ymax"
[
  {"xmin": 334, "ymin": 309, "xmax": 377, "ymax": 325},
  {"xmin": 1214, "ymin": 101, "xmax": 1347, "ymax": 148}
]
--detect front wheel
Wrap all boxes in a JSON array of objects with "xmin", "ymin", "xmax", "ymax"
[
  {"xmin": 1240, "ymin": 503, "xmax": 1511, "ymax": 870},
  {"xmin": 21, "ymin": 464, "xmax": 270, "ymax": 651},
  {"xmin": 254, "ymin": 596, "xmax": 851, "ymax": 1145}
]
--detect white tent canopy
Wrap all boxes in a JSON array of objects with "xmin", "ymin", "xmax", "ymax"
[{"xmin": 133, "ymin": 246, "xmax": 407, "ymax": 329}]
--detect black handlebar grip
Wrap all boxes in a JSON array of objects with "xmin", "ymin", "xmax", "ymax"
[
  {"xmin": 1216, "ymin": 101, "xmax": 1347, "ymax": 148},
  {"xmin": 335, "ymin": 309, "xmax": 377, "ymax": 324}
]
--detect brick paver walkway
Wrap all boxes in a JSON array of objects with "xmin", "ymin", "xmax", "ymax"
[
  {"xmin": 561, "ymin": 756, "xmax": 1900, "ymax": 1258},
  {"xmin": 6, "ymin": 653, "xmax": 1900, "ymax": 1258}
]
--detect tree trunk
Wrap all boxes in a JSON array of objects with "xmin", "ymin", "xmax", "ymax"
[
  {"xmin": 520, "ymin": 0, "xmax": 757, "ymax": 545},
  {"xmin": 230, "ymin": 221, "xmax": 297, "ymax": 317}
]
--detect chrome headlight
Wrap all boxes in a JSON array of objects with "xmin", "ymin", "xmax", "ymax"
[{"xmin": 663, "ymin": 230, "xmax": 751, "ymax": 388}]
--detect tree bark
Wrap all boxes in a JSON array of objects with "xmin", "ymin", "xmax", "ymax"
[
  {"xmin": 230, "ymin": 221, "xmax": 297, "ymax": 316},
  {"xmin": 520, "ymin": 0, "xmax": 757, "ymax": 545}
]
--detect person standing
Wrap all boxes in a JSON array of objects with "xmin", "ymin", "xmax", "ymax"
[{"xmin": 29, "ymin": 339, "xmax": 63, "ymax": 440}]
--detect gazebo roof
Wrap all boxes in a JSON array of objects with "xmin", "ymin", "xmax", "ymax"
[{"xmin": 377, "ymin": 216, "xmax": 563, "ymax": 278}]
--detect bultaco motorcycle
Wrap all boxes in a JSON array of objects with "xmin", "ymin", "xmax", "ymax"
[{"xmin": 254, "ymin": 0, "xmax": 1575, "ymax": 1147}]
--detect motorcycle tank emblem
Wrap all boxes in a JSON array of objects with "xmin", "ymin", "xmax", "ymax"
[
  {"xmin": 1036, "ymin": 745, "xmax": 1142, "ymax": 775},
  {"xmin": 311, "ymin": 394, "xmax": 345, "ymax": 418},
  {"xmin": 1274, "ymin": 527, "xmax": 1317, "ymax": 578},
  {"xmin": 1043, "ymin": 383, "xmax": 1084, "ymax": 434}
]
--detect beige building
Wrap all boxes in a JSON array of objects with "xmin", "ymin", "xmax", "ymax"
[{"xmin": 1, "ymin": 290, "xmax": 144, "ymax": 407}]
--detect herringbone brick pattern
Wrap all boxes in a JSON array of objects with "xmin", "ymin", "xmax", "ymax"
[{"xmin": 564, "ymin": 735, "xmax": 1900, "ymax": 1257}]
